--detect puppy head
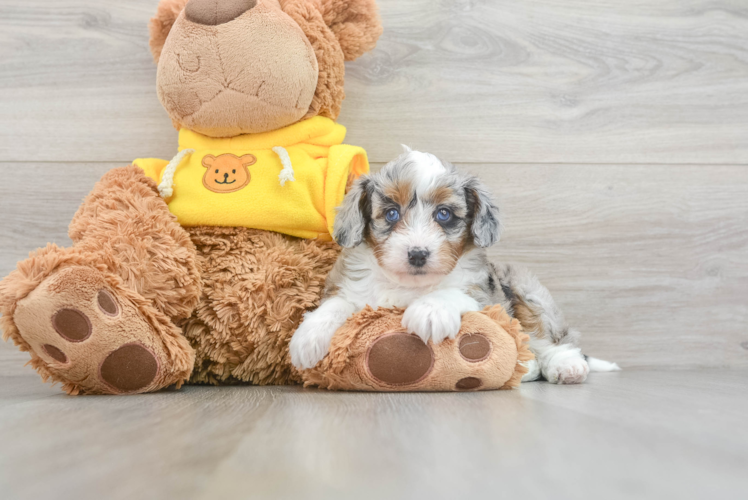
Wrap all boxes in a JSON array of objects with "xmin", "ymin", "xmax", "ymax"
[{"xmin": 334, "ymin": 149, "xmax": 501, "ymax": 286}]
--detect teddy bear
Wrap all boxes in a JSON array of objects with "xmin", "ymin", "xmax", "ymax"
[
  {"xmin": 0, "ymin": 0, "xmax": 532, "ymax": 395},
  {"xmin": 0, "ymin": 0, "xmax": 382, "ymax": 395}
]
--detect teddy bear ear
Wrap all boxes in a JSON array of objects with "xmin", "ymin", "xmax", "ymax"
[
  {"xmin": 149, "ymin": 0, "xmax": 190, "ymax": 63},
  {"xmin": 240, "ymin": 154, "xmax": 257, "ymax": 167},
  {"xmin": 319, "ymin": 0, "xmax": 383, "ymax": 61},
  {"xmin": 280, "ymin": 0, "xmax": 346, "ymax": 120},
  {"xmin": 280, "ymin": 0, "xmax": 381, "ymax": 120},
  {"xmin": 202, "ymin": 155, "xmax": 216, "ymax": 168}
]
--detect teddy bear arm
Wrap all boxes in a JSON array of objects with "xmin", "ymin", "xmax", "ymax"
[{"xmin": 68, "ymin": 165, "xmax": 202, "ymax": 322}]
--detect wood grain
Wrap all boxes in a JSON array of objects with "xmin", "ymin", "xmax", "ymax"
[
  {"xmin": 2, "ymin": 162, "xmax": 747, "ymax": 369},
  {"xmin": 473, "ymin": 163, "xmax": 748, "ymax": 369},
  {"xmin": 0, "ymin": 370, "xmax": 746, "ymax": 500},
  {"xmin": 1, "ymin": 1, "xmax": 747, "ymax": 164}
]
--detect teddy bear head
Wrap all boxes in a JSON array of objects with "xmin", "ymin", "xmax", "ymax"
[{"xmin": 149, "ymin": 0, "xmax": 382, "ymax": 138}]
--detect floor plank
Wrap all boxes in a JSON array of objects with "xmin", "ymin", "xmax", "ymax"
[
  {"xmin": 2, "ymin": 162, "xmax": 746, "ymax": 369},
  {"xmin": 0, "ymin": 369, "xmax": 746, "ymax": 500},
  {"xmin": 1, "ymin": 1, "xmax": 747, "ymax": 164}
]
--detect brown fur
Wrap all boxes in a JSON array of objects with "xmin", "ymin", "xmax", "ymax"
[
  {"xmin": 364, "ymin": 231, "xmax": 386, "ymax": 268},
  {"xmin": 0, "ymin": 247, "xmax": 195, "ymax": 395},
  {"xmin": 384, "ymin": 180, "xmax": 413, "ymax": 208},
  {"xmin": 183, "ymin": 226, "xmax": 340, "ymax": 385},
  {"xmin": 155, "ymin": 1, "xmax": 320, "ymax": 137},
  {"xmin": 427, "ymin": 185, "xmax": 458, "ymax": 207},
  {"xmin": 150, "ymin": 0, "xmax": 382, "ymax": 132},
  {"xmin": 14, "ymin": 265, "xmax": 194, "ymax": 395},
  {"xmin": 281, "ymin": 0, "xmax": 347, "ymax": 120},
  {"xmin": 149, "ymin": 0, "xmax": 190, "ymax": 62},
  {"xmin": 434, "ymin": 239, "xmax": 465, "ymax": 276},
  {"xmin": 321, "ymin": 0, "xmax": 383, "ymax": 61},
  {"xmin": 302, "ymin": 305, "xmax": 533, "ymax": 391},
  {"xmin": 511, "ymin": 297, "xmax": 547, "ymax": 340},
  {"xmin": 68, "ymin": 165, "xmax": 202, "ymax": 322}
]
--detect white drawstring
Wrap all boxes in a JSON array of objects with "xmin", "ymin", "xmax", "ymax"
[
  {"xmin": 158, "ymin": 148, "xmax": 195, "ymax": 198},
  {"xmin": 272, "ymin": 146, "xmax": 295, "ymax": 186},
  {"xmin": 159, "ymin": 146, "xmax": 294, "ymax": 196}
]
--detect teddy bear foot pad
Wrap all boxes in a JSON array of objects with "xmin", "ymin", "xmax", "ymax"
[{"xmin": 13, "ymin": 266, "xmax": 180, "ymax": 395}]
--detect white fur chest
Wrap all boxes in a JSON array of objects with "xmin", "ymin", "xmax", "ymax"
[{"xmin": 335, "ymin": 245, "xmax": 487, "ymax": 309}]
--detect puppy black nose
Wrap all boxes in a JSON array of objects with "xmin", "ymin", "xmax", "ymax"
[
  {"xmin": 408, "ymin": 249, "xmax": 430, "ymax": 268},
  {"xmin": 223, "ymin": 173, "xmax": 229, "ymax": 178},
  {"xmin": 186, "ymin": 0, "xmax": 257, "ymax": 26}
]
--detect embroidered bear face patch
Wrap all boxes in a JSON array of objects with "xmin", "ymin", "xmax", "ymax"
[{"xmin": 202, "ymin": 154, "xmax": 257, "ymax": 193}]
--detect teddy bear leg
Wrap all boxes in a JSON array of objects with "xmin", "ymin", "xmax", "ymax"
[
  {"xmin": 303, "ymin": 306, "xmax": 533, "ymax": 392},
  {"xmin": 1, "ymin": 249, "xmax": 194, "ymax": 395},
  {"xmin": 0, "ymin": 166, "xmax": 200, "ymax": 394}
]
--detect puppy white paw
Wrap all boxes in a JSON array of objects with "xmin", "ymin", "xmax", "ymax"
[
  {"xmin": 289, "ymin": 318, "xmax": 338, "ymax": 370},
  {"xmin": 521, "ymin": 359, "xmax": 542, "ymax": 382},
  {"xmin": 402, "ymin": 298, "xmax": 462, "ymax": 344},
  {"xmin": 543, "ymin": 351, "xmax": 589, "ymax": 384}
]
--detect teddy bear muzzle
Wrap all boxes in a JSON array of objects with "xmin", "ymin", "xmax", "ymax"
[{"xmin": 185, "ymin": 0, "xmax": 257, "ymax": 26}]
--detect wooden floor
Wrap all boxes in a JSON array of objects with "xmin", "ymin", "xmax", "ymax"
[
  {"xmin": 1, "ymin": 0, "xmax": 747, "ymax": 498},
  {"xmin": 1, "ymin": 359, "xmax": 747, "ymax": 500}
]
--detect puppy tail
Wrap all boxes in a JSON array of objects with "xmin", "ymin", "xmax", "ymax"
[{"xmin": 585, "ymin": 355, "xmax": 621, "ymax": 372}]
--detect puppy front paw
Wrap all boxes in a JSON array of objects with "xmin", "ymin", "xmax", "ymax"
[
  {"xmin": 402, "ymin": 299, "xmax": 462, "ymax": 344},
  {"xmin": 289, "ymin": 318, "xmax": 337, "ymax": 370}
]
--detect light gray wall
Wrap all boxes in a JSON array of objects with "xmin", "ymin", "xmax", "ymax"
[{"xmin": 1, "ymin": 0, "xmax": 747, "ymax": 368}]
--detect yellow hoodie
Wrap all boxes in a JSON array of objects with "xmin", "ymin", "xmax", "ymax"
[{"xmin": 133, "ymin": 116, "xmax": 369, "ymax": 241}]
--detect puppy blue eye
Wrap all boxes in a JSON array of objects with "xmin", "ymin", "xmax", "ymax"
[
  {"xmin": 385, "ymin": 209, "xmax": 400, "ymax": 222},
  {"xmin": 436, "ymin": 208, "xmax": 452, "ymax": 222}
]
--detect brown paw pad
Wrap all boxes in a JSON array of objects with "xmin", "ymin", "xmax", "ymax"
[
  {"xmin": 366, "ymin": 333, "xmax": 434, "ymax": 386},
  {"xmin": 52, "ymin": 309, "xmax": 92, "ymax": 342},
  {"xmin": 459, "ymin": 334, "xmax": 492, "ymax": 362},
  {"xmin": 456, "ymin": 377, "xmax": 483, "ymax": 390},
  {"xmin": 42, "ymin": 344, "xmax": 68, "ymax": 364},
  {"xmin": 97, "ymin": 290, "xmax": 119, "ymax": 317},
  {"xmin": 99, "ymin": 344, "xmax": 159, "ymax": 393}
]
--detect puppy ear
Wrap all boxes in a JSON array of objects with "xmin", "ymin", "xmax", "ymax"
[
  {"xmin": 320, "ymin": 0, "xmax": 383, "ymax": 61},
  {"xmin": 333, "ymin": 177, "xmax": 371, "ymax": 248},
  {"xmin": 202, "ymin": 155, "xmax": 216, "ymax": 168},
  {"xmin": 149, "ymin": 0, "xmax": 190, "ymax": 63},
  {"xmin": 465, "ymin": 177, "xmax": 501, "ymax": 248}
]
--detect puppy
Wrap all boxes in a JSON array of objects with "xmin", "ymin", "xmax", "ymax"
[{"xmin": 290, "ymin": 149, "xmax": 619, "ymax": 383}]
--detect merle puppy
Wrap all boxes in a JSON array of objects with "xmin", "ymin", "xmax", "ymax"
[{"xmin": 290, "ymin": 149, "xmax": 618, "ymax": 383}]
